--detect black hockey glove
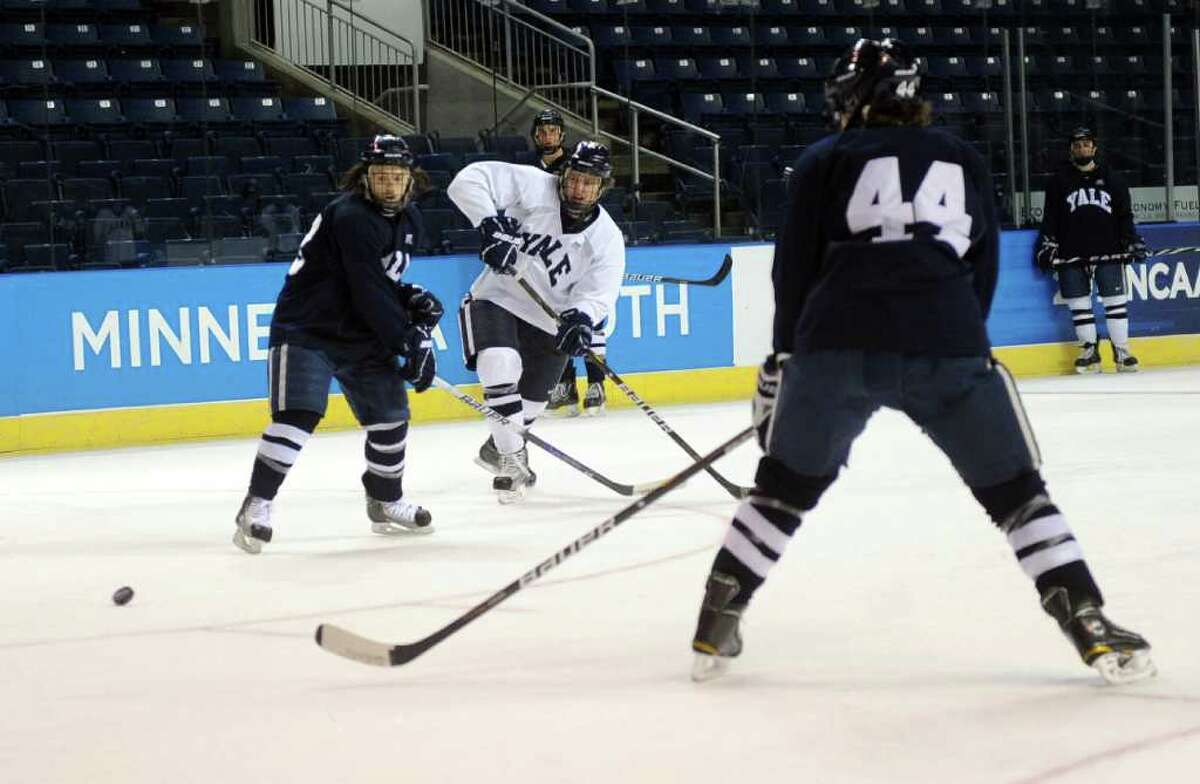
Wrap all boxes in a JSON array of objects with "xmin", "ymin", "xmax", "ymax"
[
  {"xmin": 1126, "ymin": 236, "xmax": 1149, "ymax": 262},
  {"xmin": 752, "ymin": 354, "xmax": 788, "ymax": 451},
  {"xmin": 400, "ymin": 325, "xmax": 436, "ymax": 393},
  {"xmin": 555, "ymin": 308, "xmax": 594, "ymax": 357},
  {"xmin": 479, "ymin": 214, "xmax": 522, "ymax": 275},
  {"xmin": 1035, "ymin": 236, "xmax": 1059, "ymax": 272},
  {"xmin": 398, "ymin": 283, "xmax": 444, "ymax": 329}
]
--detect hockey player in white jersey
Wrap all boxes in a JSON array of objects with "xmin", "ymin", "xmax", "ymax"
[{"xmin": 448, "ymin": 140, "xmax": 626, "ymax": 502}]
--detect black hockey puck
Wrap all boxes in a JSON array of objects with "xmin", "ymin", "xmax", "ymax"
[{"xmin": 112, "ymin": 586, "xmax": 135, "ymax": 606}]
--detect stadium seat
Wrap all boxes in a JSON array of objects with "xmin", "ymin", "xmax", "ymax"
[
  {"xmin": 240, "ymin": 155, "xmax": 284, "ymax": 175},
  {"xmin": 0, "ymin": 222, "xmax": 51, "ymax": 269},
  {"xmin": 754, "ymin": 26, "xmax": 789, "ymax": 48},
  {"xmin": 57, "ymin": 60, "xmax": 112, "ymax": 88},
  {"xmin": 681, "ymin": 92, "xmax": 724, "ymax": 124},
  {"xmin": 742, "ymin": 57, "xmax": 780, "ymax": 80},
  {"xmin": 264, "ymin": 136, "xmax": 318, "ymax": 161},
  {"xmin": 101, "ymin": 24, "xmax": 153, "ymax": 48},
  {"xmin": 283, "ymin": 97, "xmax": 340, "ymax": 130},
  {"xmin": 214, "ymin": 59, "xmax": 266, "ymax": 84},
  {"xmin": 186, "ymin": 156, "xmax": 231, "ymax": 176},
  {"xmin": 212, "ymin": 237, "xmax": 269, "ymax": 264},
  {"xmin": 0, "ymin": 60, "xmax": 57, "ymax": 87},
  {"xmin": 47, "ymin": 23, "xmax": 101, "ymax": 47},
  {"xmin": 176, "ymin": 97, "xmax": 236, "ymax": 128},
  {"xmin": 162, "ymin": 59, "xmax": 218, "ymax": 84},
  {"xmin": 291, "ymin": 155, "xmax": 333, "ymax": 174},
  {"xmin": 67, "ymin": 98, "xmax": 126, "ymax": 129},
  {"xmin": 49, "ymin": 140, "xmax": 104, "ymax": 175},
  {"xmin": 123, "ymin": 97, "xmax": 179, "ymax": 129},
  {"xmin": 776, "ymin": 57, "xmax": 820, "ymax": 80},
  {"xmin": 632, "ymin": 26, "xmax": 673, "ymax": 47},
  {"xmin": 109, "ymin": 139, "xmax": 158, "ymax": 165},
  {"xmin": 3, "ymin": 180, "xmax": 55, "ymax": 221},
  {"xmin": 1, "ymin": 23, "xmax": 47, "ymax": 48},
  {"xmin": 711, "ymin": 26, "xmax": 752, "ymax": 47},
  {"xmin": 699, "ymin": 57, "xmax": 740, "ymax": 81},
  {"xmin": 228, "ymin": 173, "xmax": 281, "ymax": 197},
  {"xmin": 78, "ymin": 160, "xmax": 126, "ymax": 179},
  {"xmin": 108, "ymin": 59, "xmax": 166, "ymax": 88},
  {"xmin": 655, "ymin": 57, "xmax": 699, "ymax": 83},
  {"xmin": 153, "ymin": 22, "xmax": 206, "ymax": 48}
]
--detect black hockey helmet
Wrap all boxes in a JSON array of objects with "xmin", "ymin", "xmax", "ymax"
[
  {"xmin": 360, "ymin": 134, "xmax": 415, "ymax": 212},
  {"xmin": 1069, "ymin": 126, "xmax": 1096, "ymax": 144},
  {"xmin": 824, "ymin": 38, "xmax": 924, "ymax": 129},
  {"xmin": 530, "ymin": 109, "xmax": 566, "ymax": 153},
  {"xmin": 1069, "ymin": 126, "xmax": 1098, "ymax": 166},
  {"xmin": 559, "ymin": 140, "xmax": 614, "ymax": 220}
]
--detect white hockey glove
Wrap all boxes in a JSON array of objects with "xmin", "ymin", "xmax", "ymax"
[
  {"xmin": 479, "ymin": 214, "xmax": 522, "ymax": 275},
  {"xmin": 752, "ymin": 353, "xmax": 788, "ymax": 451}
]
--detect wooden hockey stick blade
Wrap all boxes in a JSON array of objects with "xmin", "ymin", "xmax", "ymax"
[
  {"xmin": 622, "ymin": 254, "xmax": 733, "ymax": 287},
  {"xmin": 314, "ymin": 425, "xmax": 757, "ymax": 668}
]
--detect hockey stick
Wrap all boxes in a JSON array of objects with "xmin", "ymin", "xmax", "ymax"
[
  {"xmin": 1053, "ymin": 245, "xmax": 1200, "ymax": 266},
  {"xmin": 517, "ymin": 277, "xmax": 752, "ymax": 500},
  {"xmin": 622, "ymin": 254, "xmax": 733, "ymax": 287},
  {"xmin": 314, "ymin": 424, "xmax": 756, "ymax": 667},
  {"xmin": 431, "ymin": 376, "xmax": 668, "ymax": 496}
]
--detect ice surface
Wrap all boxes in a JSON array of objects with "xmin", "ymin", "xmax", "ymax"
[{"xmin": 2, "ymin": 368, "xmax": 1199, "ymax": 783}]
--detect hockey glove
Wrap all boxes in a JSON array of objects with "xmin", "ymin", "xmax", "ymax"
[
  {"xmin": 555, "ymin": 309, "xmax": 594, "ymax": 358},
  {"xmin": 398, "ymin": 283, "xmax": 444, "ymax": 329},
  {"xmin": 1035, "ymin": 236, "xmax": 1059, "ymax": 272},
  {"xmin": 1126, "ymin": 236, "xmax": 1149, "ymax": 262},
  {"xmin": 752, "ymin": 354, "xmax": 788, "ymax": 451},
  {"xmin": 400, "ymin": 325, "xmax": 436, "ymax": 393},
  {"xmin": 479, "ymin": 214, "xmax": 522, "ymax": 275}
]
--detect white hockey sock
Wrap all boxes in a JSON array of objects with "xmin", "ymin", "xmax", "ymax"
[
  {"xmin": 1101, "ymin": 294, "xmax": 1130, "ymax": 348},
  {"xmin": 1065, "ymin": 296, "xmax": 1097, "ymax": 344}
]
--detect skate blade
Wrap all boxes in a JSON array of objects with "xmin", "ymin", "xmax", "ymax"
[
  {"xmin": 1116, "ymin": 364, "xmax": 1139, "ymax": 373},
  {"xmin": 1075, "ymin": 366, "xmax": 1101, "ymax": 375},
  {"xmin": 546, "ymin": 407, "xmax": 580, "ymax": 418},
  {"xmin": 371, "ymin": 521, "xmax": 435, "ymax": 536},
  {"xmin": 232, "ymin": 529, "xmax": 263, "ymax": 554},
  {"xmin": 691, "ymin": 653, "xmax": 730, "ymax": 683},
  {"xmin": 473, "ymin": 456, "xmax": 500, "ymax": 475},
  {"xmin": 497, "ymin": 487, "xmax": 527, "ymax": 504},
  {"xmin": 582, "ymin": 406, "xmax": 605, "ymax": 417},
  {"xmin": 1093, "ymin": 649, "xmax": 1157, "ymax": 685}
]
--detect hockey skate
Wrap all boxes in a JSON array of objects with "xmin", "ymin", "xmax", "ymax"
[
  {"xmin": 493, "ymin": 446, "xmax": 535, "ymax": 504},
  {"xmin": 475, "ymin": 436, "xmax": 537, "ymax": 485},
  {"xmin": 582, "ymin": 381, "xmax": 606, "ymax": 416},
  {"xmin": 1113, "ymin": 343, "xmax": 1139, "ymax": 373},
  {"xmin": 233, "ymin": 494, "xmax": 273, "ymax": 554},
  {"xmin": 1041, "ymin": 587, "xmax": 1156, "ymax": 685},
  {"xmin": 545, "ymin": 381, "xmax": 580, "ymax": 417},
  {"xmin": 691, "ymin": 572, "xmax": 746, "ymax": 682},
  {"xmin": 367, "ymin": 495, "xmax": 433, "ymax": 535},
  {"xmin": 1074, "ymin": 342, "xmax": 1101, "ymax": 374}
]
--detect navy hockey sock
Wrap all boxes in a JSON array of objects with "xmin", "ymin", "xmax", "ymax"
[
  {"xmin": 712, "ymin": 495, "xmax": 806, "ymax": 606},
  {"xmin": 249, "ymin": 410, "xmax": 321, "ymax": 500},
  {"xmin": 584, "ymin": 356, "xmax": 605, "ymax": 384},
  {"xmin": 361, "ymin": 420, "xmax": 408, "ymax": 502}
]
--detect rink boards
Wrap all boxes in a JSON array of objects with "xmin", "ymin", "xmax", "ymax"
[{"xmin": 2, "ymin": 222, "xmax": 1199, "ymax": 453}]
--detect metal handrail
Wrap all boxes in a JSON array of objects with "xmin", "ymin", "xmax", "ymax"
[
  {"xmin": 244, "ymin": 0, "xmax": 421, "ymax": 131},
  {"xmin": 591, "ymin": 85, "xmax": 723, "ymax": 236},
  {"xmin": 424, "ymin": 0, "xmax": 597, "ymax": 130}
]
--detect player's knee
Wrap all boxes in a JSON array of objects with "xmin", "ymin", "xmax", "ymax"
[
  {"xmin": 753, "ymin": 456, "xmax": 835, "ymax": 511},
  {"xmin": 971, "ymin": 470, "xmax": 1058, "ymax": 531},
  {"xmin": 476, "ymin": 347, "xmax": 522, "ymax": 386},
  {"xmin": 273, "ymin": 409, "xmax": 321, "ymax": 433}
]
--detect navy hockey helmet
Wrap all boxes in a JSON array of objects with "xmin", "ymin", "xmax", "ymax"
[
  {"xmin": 1069, "ymin": 126, "xmax": 1096, "ymax": 144},
  {"xmin": 559, "ymin": 140, "xmax": 614, "ymax": 220},
  {"xmin": 530, "ymin": 109, "xmax": 566, "ymax": 154},
  {"xmin": 825, "ymin": 38, "xmax": 925, "ymax": 129},
  {"xmin": 360, "ymin": 134, "xmax": 415, "ymax": 212}
]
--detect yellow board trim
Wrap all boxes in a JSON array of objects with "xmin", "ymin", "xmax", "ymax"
[{"xmin": 3, "ymin": 334, "xmax": 1198, "ymax": 456}]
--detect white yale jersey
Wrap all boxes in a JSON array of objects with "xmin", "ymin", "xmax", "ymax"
[{"xmin": 447, "ymin": 161, "xmax": 626, "ymax": 335}]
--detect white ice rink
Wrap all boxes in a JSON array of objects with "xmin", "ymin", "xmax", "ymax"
[{"xmin": 2, "ymin": 368, "xmax": 1199, "ymax": 783}]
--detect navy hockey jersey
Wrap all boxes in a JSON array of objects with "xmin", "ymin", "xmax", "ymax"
[
  {"xmin": 773, "ymin": 126, "xmax": 999, "ymax": 358},
  {"xmin": 1038, "ymin": 163, "xmax": 1136, "ymax": 261},
  {"xmin": 270, "ymin": 192, "xmax": 423, "ymax": 357}
]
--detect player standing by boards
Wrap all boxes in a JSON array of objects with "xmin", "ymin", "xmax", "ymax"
[
  {"xmin": 232, "ymin": 135, "xmax": 442, "ymax": 553},
  {"xmin": 447, "ymin": 140, "xmax": 626, "ymax": 503},
  {"xmin": 1035, "ymin": 127, "xmax": 1147, "ymax": 373},
  {"xmin": 689, "ymin": 40, "xmax": 1154, "ymax": 685}
]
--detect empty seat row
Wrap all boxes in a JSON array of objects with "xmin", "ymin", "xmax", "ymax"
[
  {"xmin": 527, "ymin": 0, "xmax": 1180, "ymax": 18},
  {"xmin": 0, "ymin": 22, "xmax": 207, "ymax": 50},
  {"xmin": 0, "ymin": 58, "xmax": 266, "ymax": 89},
  {"xmin": 0, "ymin": 96, "xmax": 339, "ymax": 131}
]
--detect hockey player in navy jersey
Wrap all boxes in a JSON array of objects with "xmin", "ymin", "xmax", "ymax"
[
  {"xmin": 232, "ymin": 135, "xmax": 442, "ymax": 553},
  {"xmin": 523, "ymin": 109, "xmax": 569, "ymax": 174},
  {"xmin": 1035, "ymin": 127, "xmax": 1146, "ymax": 372},
  {"xmin": 448, "ymin": 140, "xmax": 626, "ymax": 503},
  {"xmin": 690, "ymin": 40, "xmax": 1154, "ymax": 685}
]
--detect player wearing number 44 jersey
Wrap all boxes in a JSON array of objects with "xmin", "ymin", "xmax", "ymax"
[
  {"xmin": 448, "ymin": 140, "xmax": 626, "ymax": 503},
  {"xmin": 691, "ymin": 39, "xmax": 1154, "ymax": 686},
  {"xmin": 232, "ymin": 135, "xmax": 442, "ymax": 554}
]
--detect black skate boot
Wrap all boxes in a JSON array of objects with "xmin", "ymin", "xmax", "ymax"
[
  {"xmin": 546, "ymin": 381, "xmax": 579, "ymax": 417},
  {"xmin": 492, "ymin": 445, "xmax": 536, "ymax": 504},
  {"xmin": 1074, "ymin": 342, "xmax": 1101, "ymax": 374},
  {"xmin": 691, "ymin": 572, "xmax": 746, "ymax": 682},
  {"xmin": 475, "ymin": 435, "xmax": 501, "ymax": 475},
  {"xmin": 1041, "ymin": 587, "xmax": 1156, "ymax": 684},
  {"xmin": 233, "ymin": 493, "xmax": 273, "ymax": 554},
  {"xmin": 582, "ymin": 381, "xmax": 606, "ymax": 416},
  {"xmin": 366, "ymin": 495, "xmax": 433, "ymax": 535},
  {"xmin": 1112, "ymin": 342, "xmax": 1139, "ymax": 373}
]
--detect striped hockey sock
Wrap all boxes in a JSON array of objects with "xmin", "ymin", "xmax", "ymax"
[
  {"xmin": 711, "ymin": 495, "xmax": 805, "ymax": 605},
  {"xmin": 362, "ymin": 421, "xmax": 408, "ymax": 502},
  {"xmin": 1065, "ymin": 296, "xmax": 1097, "ymax": 344},
  {"xmin": 249, "ymin": 417, "xmax": 316, "ymax": 500}
]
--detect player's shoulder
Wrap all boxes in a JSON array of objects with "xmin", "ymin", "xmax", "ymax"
[{"xmin": 586, "ymin": 207, "xmax": 625, "ymax": 252}]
